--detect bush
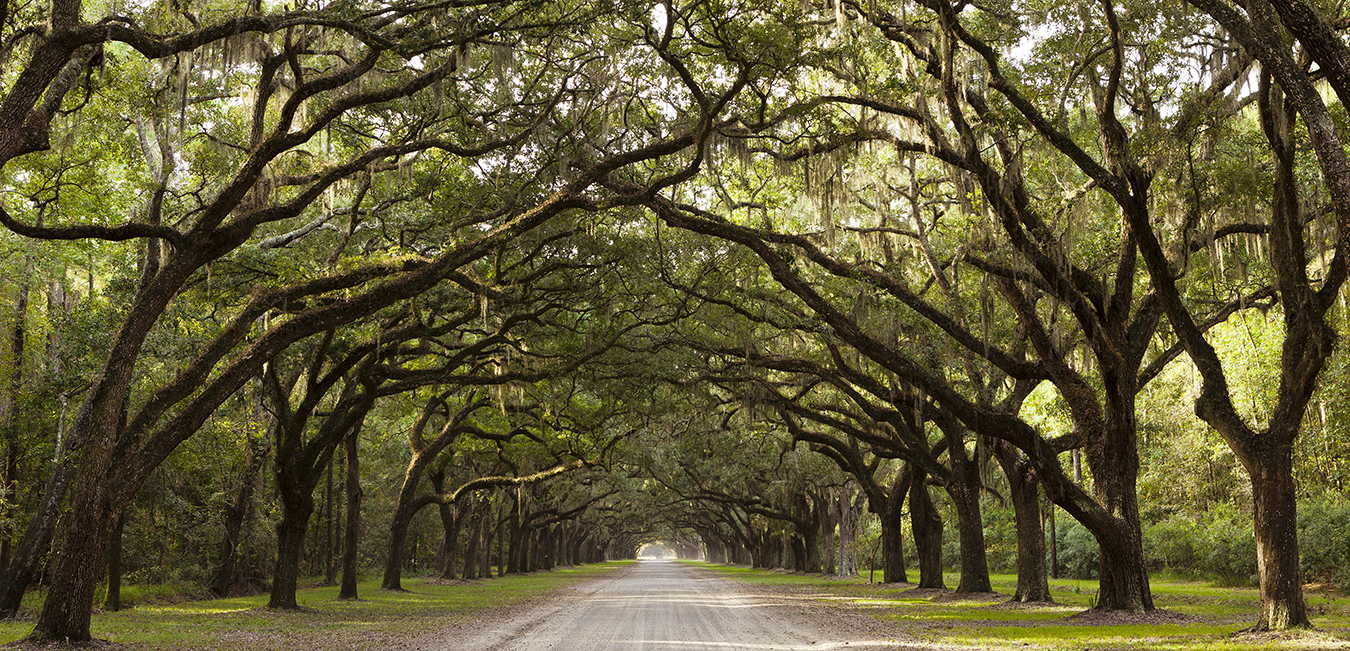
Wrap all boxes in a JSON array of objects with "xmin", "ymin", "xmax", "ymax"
[
  {"xmin": 1144, "ymin": 517, "xmax": 1198, "ymax": 572},
  {"xmin": 1143, "ymin": 505, "xmax": 1255, "ymax": 585},
  {"xmin": 1298, "ymin": 495, "xmax": 1350, "ymax": 589},
  {"xmin": 1194, "ymin": 505, "xmax": 1256, "ymax": 585},
  {"xmin": 1055, "ymin": 518, "xmax": 1099, "ymax": 579}
]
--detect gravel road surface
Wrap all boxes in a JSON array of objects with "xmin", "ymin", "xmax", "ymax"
[{"xmin": 428, "ymin": 560, "xmax": 917, "ymax": 651}]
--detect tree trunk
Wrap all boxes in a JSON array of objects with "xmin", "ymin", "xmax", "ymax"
[
  {"xmin": 381, "ymin": 497, "xmax": 419, "ymax": 589},
  {"xmin": 821, "ymin": 489, "xmax": 837, "ymax": 575},
  {"xmin": 210, "ymin": 434, "xmax": 269, "ymax": 597},
  {"xmin": 1084, "ymin": 413, "xmax": 1151, "ymax": 612},
  {"xmin": 789, "ymin": 535, "xmax": 807, "ymax": 572},
  {"xmin": 1247, "ymin": 440, "xmax": 1309, "ymax": 629},
  {"xmin": 880, "ymin": 478, "xmax": 908, "ymax": 584},
  {"xmin": 269, "ymin": 496, "xmax": 313, "ymax": 609},
  {"xmin": 461, "ymin": 497, "xmax": 481, "ymax": 579},
  {"xmin": 338, "ymin": 427, "xmax": 361, "ymax": 600},
  {"xmin": 431, "ymin": 470, "xmax": 459, "ymax": 580},
  {"xmin": 909, "ymin": 468, "xmax": 945, "ymax": 590},
  {"xmin": 27, "ymin": 431, "xmax": 120, "ymax": 641},
  {"xmin": 946, "ymin": 434, "xmax": 991, "ymax": 593},
  {"xmin": 838, "ymin": 490, "xmax": 861, "ymax": 576},
  {"xmin": 995, "ymin": 442, "xmax": 1052, "ymax": 602},
  {"xmin": 102, "ymin": 513, "xmax": 126, "ymax": 612},
  {"xmin": 1048, "ymin": 498, "xmax": 1058, "ymax": 580},
  {"xmin": 324, "ymin": 455, "xmax": 335, "ymax": 586},
  {"xmin": 480, "ymin": 500, "xmax": 494, "ymax": 578}
]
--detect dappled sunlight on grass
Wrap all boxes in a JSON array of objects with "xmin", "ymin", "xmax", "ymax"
[
  {"xmin": 699, "ymin": 565, "xmax": 1350, "ymax": 651},
  {"xmin": 0, "ymin": 562, "xmax": 628, "ymax": 649}
]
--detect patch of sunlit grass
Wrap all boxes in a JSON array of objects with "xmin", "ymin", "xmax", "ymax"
[
  {"xmin": 0, "ymin": 562, "xmax": 627, "ymax": 650},
  {"xmin": 698, "ymin": 565, "xmax": 1350, "ymax": 651}
]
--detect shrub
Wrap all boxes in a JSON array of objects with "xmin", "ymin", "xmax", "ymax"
[
  {"xmin": 1298, "ymin": 495, "xmax": 1350, "ymax": 589},
  {"xmin": 1055, "ymin": 518, "xmax": 1099, "ymax": 579},
  {"xmin": 1144, "ymin": 516, "xmax": 1198, "ymax": 572},
  {"xmin": 1194, "ymin": 505, "xmax": 1256, "ymax": 585},
  {"xmin": 1143, "ymin": 506, "xmax": 1255, "ymax": 585}
]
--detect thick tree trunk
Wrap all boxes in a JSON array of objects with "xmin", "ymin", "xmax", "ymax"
[
  {"xmin": 838, "ymin": 491, "xmax": 861, "ymax": 576},
  {"xmin": 946, "ymin": 434, "xmax": 991, "ymax": 593},
  {"xmin": 994, "ymin": 441, "xmax": 1051, "ymax": 602},
  {"xmin": 789, "ymin": 535, "xmax": 807, "ymax": 572},
  {"xmin": 381, "ymin": 501, "xmax": 419, "ymax": 589},
  {"xmin": 461, "ymin": 497, "xmax": 481, "ymax": 579},
  {"xmin": 338, "ymin": 428, "xmax": 360, "ymax": 600},
  {"xmin": 27, "ymin": 432, "xmax": 120, "ymax": 641},
  {"xmin": 1085, "ymin": 413, "xmax": 1151, "ymax": 612},
  {"xmin": 437, "ymin": 504, "xmax": 461, "ymax": 580},
  {"xmin": 269, "ymin": 497, "xmax": 313, "ymax": 609},
  {"xmin": 1247, "ymin": 441, "xmax": 1310, "ymax": 630},
  {"xmin": 909, "ymin": 469, "xmax": 945, "ymax": 590},
  {"xmin": 880, "ymin": 481, "xmax": 908, "ymax": 583}
]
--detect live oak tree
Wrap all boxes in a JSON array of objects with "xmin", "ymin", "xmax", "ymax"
[{"xmin": 0, "ymin": 0, "xmax": 760, "ymax": 639}]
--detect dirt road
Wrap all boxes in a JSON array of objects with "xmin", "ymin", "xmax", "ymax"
[{"xmin": 429, "ymin": 560, "xmax": 913, "ymax": 651}]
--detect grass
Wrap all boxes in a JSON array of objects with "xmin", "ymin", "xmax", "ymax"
[
  {"xmin": 690, "ymin": 563, "xmax": 1350, "ymax": 651},
  {"xmin": 0, "ymin": 562, "xmax": 630, "ymax": 649}
]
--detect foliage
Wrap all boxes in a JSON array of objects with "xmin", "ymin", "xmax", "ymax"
[{"xmin": 1298, "ymin": 496, "xmax": 1350, "ymax": 590}]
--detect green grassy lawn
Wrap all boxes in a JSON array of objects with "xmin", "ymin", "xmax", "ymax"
[
  {"xmin": 690, "ymin": 563, "xmax": 1350, "ymax": 651},
  {"xmin": 0, "ymin": 562, "xmax": 629, "ymax": 649}
]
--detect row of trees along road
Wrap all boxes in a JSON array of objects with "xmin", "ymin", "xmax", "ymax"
[{"xmin": 0, "ymin": 0, "xmax": 1348, "ymax": 641}]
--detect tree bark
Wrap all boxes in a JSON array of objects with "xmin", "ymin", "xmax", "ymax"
[
  {"xmin": 461, "ymin": 496, "xmax": 481, "ymax": 579},
  {"xmin": 269, "ymin": 494, "xmax": 313, "ymax": 609},
  {"xmin": 946, "ymin": 432, "xmax": 991, "ymax": 593},
  {"xmin": 821, "ymin": 488, "xmax": 837, "ymax": 575},
  {"xmin": 994, "ymin": 441, "xmax": 1052, "ymax": 602},
  {"xmin": 1246, "ymin": 435, "xmax": 1309, "ymax": 629},
  {"xmin": 102, "ymin": 513, "xmax": 125, "ymax": 612},
  {"xmin": 909, "ymin": 467, "xmax": 945, "ymax": 590},
  {"xmin": 338, "ymin": 426, "xmax": 361, "ymax": 600},
  {"xmin": 880, "ymin": 473, "xmax": 908, "ymax": 584}
]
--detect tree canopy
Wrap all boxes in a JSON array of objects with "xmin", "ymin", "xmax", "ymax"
[{"xmin": 0, "ymin": 0, "xmax": 1348, "ymax": 641}]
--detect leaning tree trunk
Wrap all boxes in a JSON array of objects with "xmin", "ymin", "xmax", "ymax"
[
  {"xmin": 381, "ymin": 497, "xmax": 423, "ymax": 590},
  {"xmin": 27, "ymin": 430, "xmax": 121, "ymax": 642},
  {"xmin": 909, "ymin": 468, "xmax": 945, "ymax": 590}
]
